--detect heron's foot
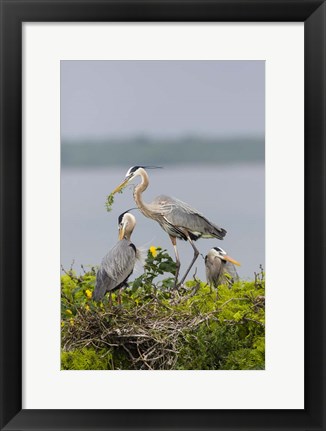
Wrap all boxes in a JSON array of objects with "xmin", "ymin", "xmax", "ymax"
[
  {"xmin": 173, "ymin": 277, "xmax": 180, "ymax": 290},
  {"xmin": 176, "ymin": 281, "xmax": 186, "ymax": 289},
  {"xmin": 169, "ymin": 288, "xmax": 181, "ymax": 304},
  {"xmin": 177, "ymin": 275, "xmax": 187, "ymax": 287}
]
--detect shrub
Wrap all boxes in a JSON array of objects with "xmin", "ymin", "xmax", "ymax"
[{"xmin": 61, "ymin": 249, "xmax": 265, "ymax": 370}]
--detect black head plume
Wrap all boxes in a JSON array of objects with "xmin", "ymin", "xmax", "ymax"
[
  {"xmin": 126, "ymin": 165, "xmax": 162, "ymax": 176},
  {"xmin": 213, "ymin": 247, "xmax": 227, "ymax": 256},
  {"xmin": 126, "ymin": 166, "xmax": 141, "ymax": 175},
  {"xmin": 118, "ymin": 208, "xmax": 138, "ymax": 225},
  {"xmin": 142, "ymin": 166, "xmax": 163, "ymax": 169}
]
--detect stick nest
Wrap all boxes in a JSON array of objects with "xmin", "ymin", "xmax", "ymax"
[{"xmin": 62, "ymin": 278, "xmax": 265, "ymax": 370}]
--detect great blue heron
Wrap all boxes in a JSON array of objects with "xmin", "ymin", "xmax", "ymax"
[
  {"xmin": 205, "ymin": 247, "xmax": 240, "ymax": 288},
  {"xmin": 93, "ymin": 211, "xmax": 140, "ymax": 303},
  {"xmin": 112, "ymin": 166, "xmax": 227, "ymax": 286}
]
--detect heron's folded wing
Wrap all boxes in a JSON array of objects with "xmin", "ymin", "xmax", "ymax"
[
  {"xmin": 101, "ymin": 239, "xmax": 137, "ymax": 286},
  {"xmin": 152, "ymin": 195, "xmax": 201, "ymax": 216},
  {"xmin": 222, "ymin": 262, "xmax": 239, "ymax": 286},
  {"xmin": 151, "ymin": 194, "xmax": 226, "ymax": 239},
  {"xmin": 169, "ymin": 199, "xmax": 226, "ymax": 238},
  {"xmin": 93, "ymin": 267, "xmax": 114, "ymax": 301}
]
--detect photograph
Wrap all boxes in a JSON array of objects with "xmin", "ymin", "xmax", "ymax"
[
  {"xmin": 60, "ymin": 60, "xmax": 265, "ymax": 370},
  {"xmin": 2, "ymin": 0, "xmax": 325, "ymax": 428}
]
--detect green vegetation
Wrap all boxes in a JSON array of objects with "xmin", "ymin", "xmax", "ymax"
[
  {"xmin": 61, "ymin": 247, "xmax": 265, "ymax": 370},
  {"xmin": 105, "ymin": 193, "xmax": 115, "ymax": 212},
  {"xmin": 61, "ymin": 136, "xmax": 264, "ymax": 167},
  {"xmin": 105, "ymin": 184, "xmax": 126, "ymax": 212}
]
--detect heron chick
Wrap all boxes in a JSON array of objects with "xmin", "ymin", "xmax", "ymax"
[
  {"xmin": 205, "ymin": 247, "xmax": 240, "ymax": 289},
  {"xmin": 111, "ymin": 166, "xmax": 227, "ymax": 287},
  {"xmin": 93, "ymin": 212, "xmax": 140, "ymax": 303}
]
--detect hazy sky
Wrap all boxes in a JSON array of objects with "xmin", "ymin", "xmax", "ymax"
[{"xmin": 61, "ymin": 60, "xmax": 264, "ymax": 139}]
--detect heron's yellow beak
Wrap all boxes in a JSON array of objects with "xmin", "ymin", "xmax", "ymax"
[
  {"xmin": 112, "ymin": 178, "xmax": 129, "ymax": 195},
  {"xmin": 118, "ymin": 224, "xmax": 126, "ymax": 240},
  {"xmin": 224, "ymin": 255, "xmax": 241, "ymax": 266}
]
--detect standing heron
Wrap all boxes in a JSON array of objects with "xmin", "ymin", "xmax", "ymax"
[
  {"xmin": 93, "ymin": 211, "xmax": 140, "ymax": 303},
  {"xmin": 205, "ymin": 247, "xmax": 240, "ymax": 289},
  {"xmin": 111, "ymin": 166, "xmax": 227, "ymax": 286}
]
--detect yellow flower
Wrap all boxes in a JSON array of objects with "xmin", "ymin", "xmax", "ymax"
[
  {"xmin": 69, "ymin": 318, "xmax": 74, "ymax": 326},
  {"xmin": 85, "ymin": 304, "xmax": 90, "ymax": 311},
  {"xmin": 66, "ymin": 309, "xmax": 72, "ymax": 315},
  {"xmin": 149, "ymin": 246, "xmax": 157, "ymax": 258},
  {"xmin": 85, "ymin": 289, "xmax": 92, "ymax": 299},
  {"xmin": 61, "ymin": 321, "xmax": 65, "ymax": 327}
]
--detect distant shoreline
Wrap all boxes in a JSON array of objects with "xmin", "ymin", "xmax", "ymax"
[{"xmin": 61, "ymin": 136, "xmax": 264, "ymax": 167}]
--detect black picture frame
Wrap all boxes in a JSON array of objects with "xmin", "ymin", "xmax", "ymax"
[{"xmin": 0, "ymin": 1, "xmax": 325, "ymax": 430}]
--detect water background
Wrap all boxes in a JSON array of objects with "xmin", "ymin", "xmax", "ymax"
[{"xmin": 61, "ymin": 164, "xmax": 264, "ymax": 281}]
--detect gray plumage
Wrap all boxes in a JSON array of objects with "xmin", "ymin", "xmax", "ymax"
[
  {"xmin": 205, "ymin": 247, "xmax": 240, "ymax": 288},
  {"xmin": 112, "ymin": 166, "xmax": 226, "ymax": 286},
  {"xmin": 93, "ymin": 212, "xmax": 138, "ymax": 302},
  {"xmin": 151, "ymin": 195, "xmax": 226, "ymax": 241},
  {"xmin": 93, "ymin": 239, "xmax": 137, "ymax": 301}
]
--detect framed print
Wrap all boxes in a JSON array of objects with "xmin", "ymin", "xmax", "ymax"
[{"xmin": 0, "ymin": 1, "xmax": 325, "ymax": 430}]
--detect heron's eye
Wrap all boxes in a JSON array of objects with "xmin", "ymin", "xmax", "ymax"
[
  {"xmin": 126, "ymin": 166, "xmax": 140, "ymax": 176},
  {"xmin": 125, "ymin": 173, "xmax": 134, "ymax": 181}
]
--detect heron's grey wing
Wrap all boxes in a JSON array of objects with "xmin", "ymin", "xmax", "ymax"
[
  {"xmin": 151, "ymin": 194, "xmax": 201, "ymax": 216},
  {"xmin": 102, "ymin": 239, "xmax": 136, "ymax": 285},
  {"xmin": 205, "ymin": 255, "xmax": 223, "ymax": 287},
  {"xmin": 93, "ymin": 240, "xmax": 136, "ymax": 300},
  {"xmin": 154, "ymin": 195, "xmax": 226, "ymax": 239},
  {"xmin": 93, "ymin": 266, "xmax": 113, "ymax": 301},
  {"xmin": 221, "ymin": 262, "xmax": 239, "ymax": 287}
]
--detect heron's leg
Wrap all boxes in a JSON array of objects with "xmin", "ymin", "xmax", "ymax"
[
  {"xmin": 169, "ymin": 235, "xmax": 180, "ymax": 288},
  {"xmin": 108, "ymin": 291, "xmax": 113, "ymax": 308},
  {"xmin": 117, "ymin": 288, "xmax": 122, "ymax": 307},
  {"xmin": 178, "ymin": 234, "xmax": 199, "ymax": 286}
]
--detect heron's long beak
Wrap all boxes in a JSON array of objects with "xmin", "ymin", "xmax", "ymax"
[
  {"xmin": 112, "ymin": 178, "xmax": 129, "ymax": 194},
  {"xmin": 224, "ymin": 255, "xmax": 241, "ymax": 266},
  {"xmin": 118, "ymin": 224, "xmax": 126, "ymax": 240}
]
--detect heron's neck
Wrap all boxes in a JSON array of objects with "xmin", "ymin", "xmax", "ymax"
[{"xmin": 133, "ymin": 170, "xmax": 150, "ymax": 214}]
